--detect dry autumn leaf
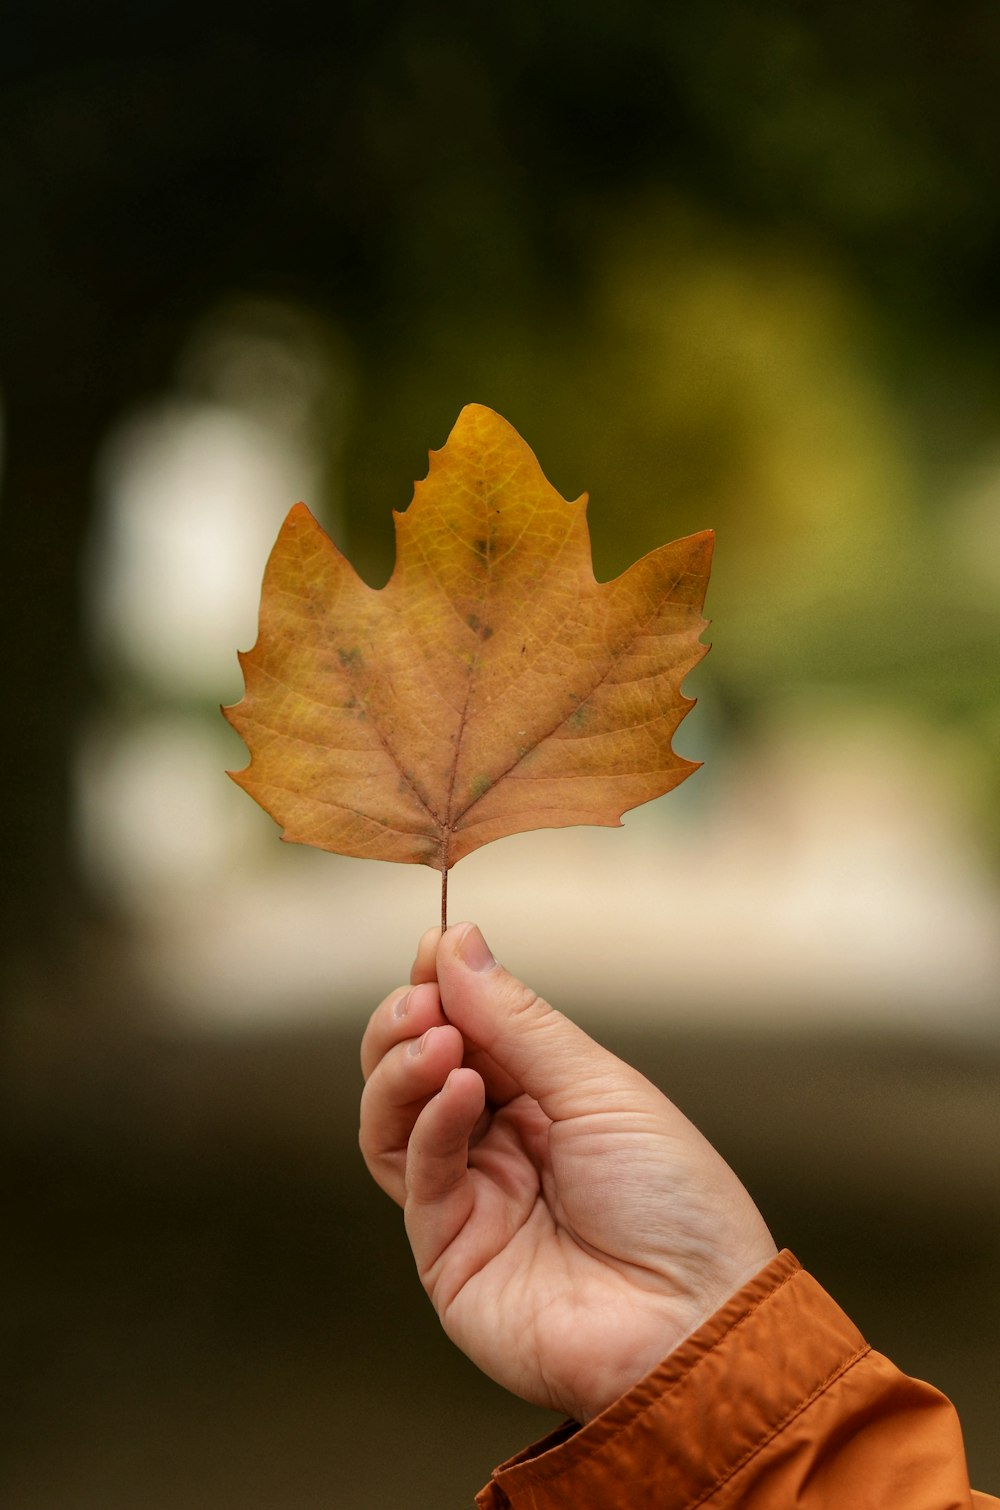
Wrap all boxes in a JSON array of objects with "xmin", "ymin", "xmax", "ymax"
[{"xmin": 224, "ymin": 404, "xmax": 714, "ymax": 925}]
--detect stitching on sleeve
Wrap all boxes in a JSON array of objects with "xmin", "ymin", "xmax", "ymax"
[
  {"xmin": 685, "ymin": 1344, "xmax": 873, "ymax": 1509},
  {"xmin": 524, "ymin": 1266, "xmax": 804, "ymax": 1484}
]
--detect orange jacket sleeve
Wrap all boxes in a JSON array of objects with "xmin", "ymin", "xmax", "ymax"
[{"xmin": 476, "ymin": 1250, "xmax": 996, "ymax": 1510}]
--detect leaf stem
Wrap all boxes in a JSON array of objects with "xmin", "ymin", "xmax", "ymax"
[{"xmin": 441, "ymin": 867, "xmax": 449, "ymax": 933}]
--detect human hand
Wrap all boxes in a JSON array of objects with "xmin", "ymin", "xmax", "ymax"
[{"xmin": 359, "ymin": 923, "xmax": 777, "ymax": 1424}]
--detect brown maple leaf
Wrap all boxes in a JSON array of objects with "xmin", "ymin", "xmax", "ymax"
[{"xmin": 224, "ymin": 404, "xmax": 713, "ymax": 925}]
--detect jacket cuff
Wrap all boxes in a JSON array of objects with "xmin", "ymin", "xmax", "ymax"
[{"xmin": 475, "ymin": 1250, "xmax": 870, "ymax": 1510}]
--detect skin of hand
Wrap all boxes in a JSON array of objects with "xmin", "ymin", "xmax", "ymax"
[{"xmin": 359, "ymin": 923, "xmax": 778, "ymax": 1426}]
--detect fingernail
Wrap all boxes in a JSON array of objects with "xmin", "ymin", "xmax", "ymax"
[
  {"xmin": 393, "ymin": 989, "xmax": 411, "ymax": 1020},
  {"xmin": 458, "ymin": 925, "xmax": 495, "ymax": 973},
  {"xmin": 408, "ymin": 1028, "xmax": 432, "ymax": 1057}
]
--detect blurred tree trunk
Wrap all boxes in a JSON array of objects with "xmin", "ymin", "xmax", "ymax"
[
  {"xmin": 0, "ymin": 103, "xmax": 177, "ymax": 1062},
  {"xmin": 0, "ymin": 365, "xmax": 112, "ymax": 1012}
]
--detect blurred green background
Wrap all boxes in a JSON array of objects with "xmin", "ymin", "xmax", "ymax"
[{"xmin": 2, "ymin": 4, "xmax": 998, "ymax": 1506}]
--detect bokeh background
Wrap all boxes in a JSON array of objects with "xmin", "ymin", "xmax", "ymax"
[{"xmin": 2, "ymin": 4, "xmax": 998, "ymax": 1505}]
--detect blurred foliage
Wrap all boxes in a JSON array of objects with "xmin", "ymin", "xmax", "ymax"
[
  {"xmin": 2, "ymin": 12, "xmax": 999, "ymax": 1506},
  {"xmin": 2, "ymin": 0, "xmax": 1000, "ymax": 973}
]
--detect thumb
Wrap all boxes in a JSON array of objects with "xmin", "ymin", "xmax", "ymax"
[{"xmin": 436, "ymin": 923, "xmax": 649, "ymax": 1123}]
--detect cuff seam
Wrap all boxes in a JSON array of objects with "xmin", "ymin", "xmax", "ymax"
[
  {"xmin": 685, "ymin": 1343, "xmax": 873, "ymax": 1510},
  {"xmin": 523, "ymin": 1260, "xmax": 803, "ymax": 1485}
]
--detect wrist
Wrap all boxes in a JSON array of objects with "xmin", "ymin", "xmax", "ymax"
[{"xmin": 574, "ymin": 1247, "xmax": 780, "ymax": 1423}]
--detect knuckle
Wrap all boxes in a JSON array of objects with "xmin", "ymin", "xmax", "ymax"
[
  {"xmin": 502, "ymin": 976, "xmax": 551, "ymax": 1024},
  {"xmin": 505, "ymin": 978, "xmax": 538, "ymax": 1017}
]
